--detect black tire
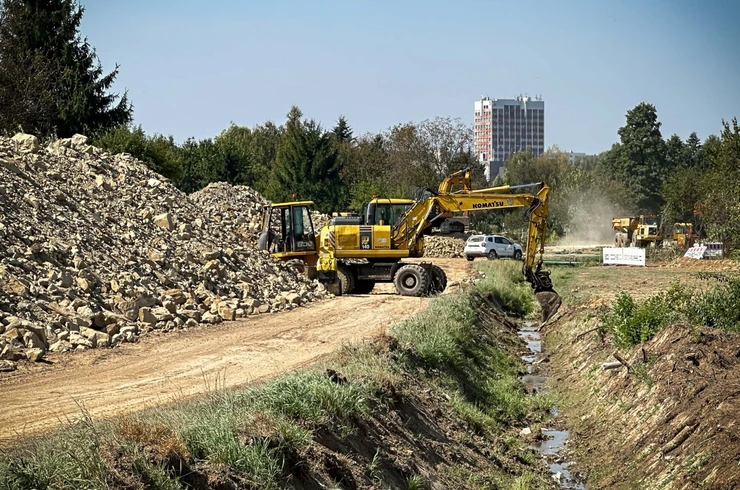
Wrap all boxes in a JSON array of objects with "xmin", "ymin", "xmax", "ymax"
[
  {"xmin": 393, "ymin": 264, "xmax": 430, "ymax": 297},
  {"xmin": 487, "ymin": 250, "xmax": 498, "ymax": 260},
  {"xmin": 465, "ymin": 255, "xmax": 474, "ymax": 262},
  {"xmin": 354, "ymin": 280, "xmax": 375, "ymax": 294},
  {"xmin": 336, "ymin": 264, "xmax": 355, "ymax": 295},
  {"xmin": 428, "ymin": 264, "xmax": 448, "ymax": 295},
  {"xmin": 284, "ymin": 258, "xmax": 307, "ymax": 275},
  {"xmin": 513, "ymin": 250, "xmax": 523, "ymax": 261}
]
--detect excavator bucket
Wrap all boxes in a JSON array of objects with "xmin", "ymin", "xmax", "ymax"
[
  {"xmin": 525, "ymin": 266, "xmax": 562, "ymax": 325},
  {"xmin": 534, "ymin": 289, "xmax": 562, "ymax": 325}
]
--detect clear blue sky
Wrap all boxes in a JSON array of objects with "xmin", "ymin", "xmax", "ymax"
[{"xmin": 81, "ymin": 0, "xmax": 740, "ymax": 154}]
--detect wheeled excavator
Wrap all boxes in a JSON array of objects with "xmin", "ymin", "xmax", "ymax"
[{"xmin": 258, "ymin": 169, "xmax": 562, "ymax": 323}]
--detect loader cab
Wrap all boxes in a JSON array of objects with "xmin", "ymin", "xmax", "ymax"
[
  {"xmin": 258, "ymin": 201, "xmax": 317, "ymax": 256},
  {"xmin": 361, "ymin": 198, "xmax": 414, "ymax": 226}
]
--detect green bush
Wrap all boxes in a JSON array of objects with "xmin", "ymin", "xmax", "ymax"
[
  {"xmin": 600, "ymin": 284, "xmax": 685, "ymax": 348},
  {"xmin": 686, "ymin": 275, "xmax": 740, "ymax": 332},
  {"xmin": 600, "ymin": 276, "xmax": 740, "ymax": 348}
]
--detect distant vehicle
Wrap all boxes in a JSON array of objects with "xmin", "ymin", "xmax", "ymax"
[{"xmin": 464, "ymin": 234, "xmax": 523, "ymax": 261}]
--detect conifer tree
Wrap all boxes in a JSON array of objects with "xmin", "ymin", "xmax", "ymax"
[{"xmin": 0, "ymin": 0, "xmax": 132, "ymax": 136}]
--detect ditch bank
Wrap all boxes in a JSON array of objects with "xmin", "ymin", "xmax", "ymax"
[
  {"xmin": 544, "ymin": 308, "xmax": 740, "ymax": 490},
  {"xmin": 0, "ymin": 263, "xmax": 562, "ymax": 490}
]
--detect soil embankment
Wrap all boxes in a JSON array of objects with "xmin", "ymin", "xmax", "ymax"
[{"xmin": 544, "ymin": 264, "xmax": 740, "ymax": 490}]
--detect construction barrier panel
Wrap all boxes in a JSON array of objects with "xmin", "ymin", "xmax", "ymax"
[
  {"xmin": 684, "ymin": 245, "xmax": 707, "ymax": 259},
  {"xmin": 602, "ymin": 247, "xmax": 646, "ymax": 266}
]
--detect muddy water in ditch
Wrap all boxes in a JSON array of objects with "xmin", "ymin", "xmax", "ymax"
[{"xmin": 518, "ymin": 322, "xmax": 585, "ymax": 489}]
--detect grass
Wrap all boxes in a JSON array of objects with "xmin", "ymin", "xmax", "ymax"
[
  {"xmin": 0, "ymin": 261, "xmax": 552, "ymax": 490},
  {"xmin": 474, "ymin": 260, "xmax": 535, "ymax": 317},
  {"xmin": 599, "ymin": 273, "xmax": 740, "ymax": 349}
]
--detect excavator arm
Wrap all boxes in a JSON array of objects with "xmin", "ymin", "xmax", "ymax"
[{"xmin": 392, "ymin": 176, "xmax": 562, "ymax": 323}]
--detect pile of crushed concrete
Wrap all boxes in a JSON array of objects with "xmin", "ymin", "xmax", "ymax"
[
  {"xmin": 423, "ymin": 235, "xmax": 466, "ymax": 258},
  {"xmin": 0, "ymin": 133, "xmax": 329, "ymax": 370}
]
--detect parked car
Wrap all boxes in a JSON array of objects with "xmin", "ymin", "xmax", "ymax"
[{"xmin": 464, "ymin": 234, "xmax": 523, "ymax": 261}]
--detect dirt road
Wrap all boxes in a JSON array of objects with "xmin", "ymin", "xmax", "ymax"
[{"xmin": 0, "ymin": 258, "xmax": 474, "ymax": 442}]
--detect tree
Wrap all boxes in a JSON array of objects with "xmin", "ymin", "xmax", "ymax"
[
  {"xmin": 696, "ymin": 118, "xmax": 740, "ymax": 253},
  {"xmin": 331, "ymin": 115, "xmax": 353, "ymax": 144},
  {"xmin": 664, "ymin": 134, "xmax": 686, "ymax": 171},
  {"xmin": 685, "ymin": 132, "xmax": 704, "ymax": 168},
  {"xmin": 0, "ymin": 0, "xmax": 131, "ymax": 137},
  {"xmin": 503, "ymin": 147, "xmax": 569, "ymax": 188},
  {"xmin": 416, "ymin": 117, "xmax": 473, "ymax": 178},
  {"xmin": 214, "ymin": 124, "xmax": 253, "ymax": 185},
  {"xmin": 178, "ymin": 138, "xmax": 226, "ymax": 193},
  {"xmin": 267, "ymin": 106, "xmax": 346, "ymax": 213},
  {"xmin": 602, "ymin": 103, "xmax": 667, "ymax": 213},
  {"xmin": 94, "ymin": 125, "xmax": 181, "ymax": 182}
]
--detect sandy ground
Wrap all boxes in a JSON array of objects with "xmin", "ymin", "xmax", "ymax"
[{"xmin": 0, "ymin": 258, "xmax": 474, "ymax": 443}]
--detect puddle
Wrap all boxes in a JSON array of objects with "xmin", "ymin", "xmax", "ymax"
[{"xmin": 518, "ymin": 322, "xmax": 585, "ymax": 489}]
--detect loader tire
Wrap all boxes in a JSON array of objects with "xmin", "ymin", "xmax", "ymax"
[
  {"xmin": 427, "ymin": 264, "xmax": 447, "ymax": 295},
  {"xmin": 285, "ymin": 259, "xmax": 307, "ymax": 275},
  {"xmin": 337, "ymin": 264, "xmax": 355, "ymax": 295},
  {"xmin": 393, "ymin": 264, "xmax": 430, "ymax": 297},
  {"xmin": 354, "ymin": 280, "xmax": 376, "ymax": 294}
]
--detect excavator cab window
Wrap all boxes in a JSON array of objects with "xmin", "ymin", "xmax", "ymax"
[
  {"xmin": 374, "ymin": 203, "xmax": 412, "ymax": 227},
  {"xmin": 268, "ymin": 205, "xmax": 316, "ymax": 253}
]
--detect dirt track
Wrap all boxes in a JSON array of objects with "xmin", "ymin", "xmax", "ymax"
[{"xmin": 0, "ymin": 258, "xmax": 474, "ymax": 442}]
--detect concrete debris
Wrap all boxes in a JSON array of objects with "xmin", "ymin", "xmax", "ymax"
[
  {"xmin": 424, "ymin": 235, "xmax": 465, "ymax": 258},
  {"xmin": 0, "ymin": 133, "xmax": 329, "ymax": 363}
]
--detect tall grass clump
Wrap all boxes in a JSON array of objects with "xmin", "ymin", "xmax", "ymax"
[
  {"xmin": 475, "ymin": 261, "xmax": 534, "ymax": 317},
  {"xmin": 391, "ymin": 292, "xmax": 478, "ymax": 371},
  {"xmin": 600, "ymin": 274, "xmax": 740, "ymax": 348}
]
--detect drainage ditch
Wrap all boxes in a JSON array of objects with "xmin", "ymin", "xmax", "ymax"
[{"xmin": 518, "ymin": 322, "xmax": 585, "ymax": 489}]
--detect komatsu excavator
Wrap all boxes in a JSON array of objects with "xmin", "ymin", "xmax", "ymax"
[{"xmin": 259, "ymin": 169, "xmax": 562, "ymax": 323}]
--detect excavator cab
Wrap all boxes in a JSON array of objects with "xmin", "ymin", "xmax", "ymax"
[{"xmin": 258, "ymin": 201, "xmax": 319, "ymax": 278}]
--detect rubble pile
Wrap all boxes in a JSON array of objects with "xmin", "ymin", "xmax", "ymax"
[
  {"xmin": 423, "ymin": 235, "xmax": 466, "ymax": 258},
  {"xmin": 0, "ymin": 133, "xmax": 328, "ymax": 369},
  {"xmin": 189, "ymin": 183, "xmax": 268, "ymax": 246},
  {"xmin": 311, "ymin": 211, "xmax": 331, "ymax": 232}
]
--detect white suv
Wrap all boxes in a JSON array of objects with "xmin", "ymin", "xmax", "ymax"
[{"xmin": 464, "ymin": 234, "xmax": 523, "ymax": 261}]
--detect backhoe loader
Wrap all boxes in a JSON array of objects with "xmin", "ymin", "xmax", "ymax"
[{"xmin": 258, "ymin": 169, "xmax": 562, "ymax": 323}]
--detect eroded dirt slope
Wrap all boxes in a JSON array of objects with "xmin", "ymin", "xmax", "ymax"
[
  {"xmin": 545, "ymin": 264, "xmax": 740, "ymax": 490},
  {"xmin": 0, "ymin": 259, "xmax": 473, "ymax": 442}
]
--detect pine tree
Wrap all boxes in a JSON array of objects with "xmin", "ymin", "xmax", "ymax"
[
  {"xmin": 0, "ymin": 0, "xmax": 132, "ymax": 137},
  {"xmin": 332, "ymin": 115, "xmax": 353, "ymax": 143},
  {"xmin": 603, "ymin": 103, "xmax": 667, "ymax": 212},
  {"xmin": 268, "ymin": 106, "xmax": 346, "ymax": 212}
]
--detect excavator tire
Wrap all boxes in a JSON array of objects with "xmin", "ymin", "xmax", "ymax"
[
  {"xmin": 427, "ymin": 264, "xmax": 447, "ymax": 295},
  {"xmin": 284, "ymin": 259, "xmax": 307, "ymax": 275},
  {"xmin": 393, "ymin": 264, "xmax": 430, "ymax": 297},
  {"xmin": 336, "ymin": 264, "xmax": 355, "ymax": 295},
  {"xmin": 354, "ymin": 280, "xmax": 376, "ymax": 294}
]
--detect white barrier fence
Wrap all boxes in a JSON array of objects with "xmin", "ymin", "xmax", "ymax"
[
  {"xmin": 684, "ymin": 245, "xmax": 707, "ymax": 259},
  {"xmin": 684, "ymin": 242, "xmax": 724, "ymax": 259},
  {"xmin": 602, "ymin": 247, "xmax": 646, "ymax": 266}
]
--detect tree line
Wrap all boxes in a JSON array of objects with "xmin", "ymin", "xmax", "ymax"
[{"xmin": 1, "ymin": 0, "xmax": 739, "ymax": 253}]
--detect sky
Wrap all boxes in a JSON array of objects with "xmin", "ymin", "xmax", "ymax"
[{"xmin": 80, "ymin": 0, "xmax": 740, "ymax": 154}]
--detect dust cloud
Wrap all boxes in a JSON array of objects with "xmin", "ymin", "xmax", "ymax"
[{"xmin": 554, "ymin": 194, "xmax": 627, "ymax": 249}]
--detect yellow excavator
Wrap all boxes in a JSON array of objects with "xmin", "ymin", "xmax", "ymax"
[{"xmin": 258, "ymin": 169, "xmax": 562, "ymax": 323}]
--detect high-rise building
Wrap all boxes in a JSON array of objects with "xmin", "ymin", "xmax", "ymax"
[{"xmin": 474, "ymin": 95, "xmax": 545, "ymax": 181}]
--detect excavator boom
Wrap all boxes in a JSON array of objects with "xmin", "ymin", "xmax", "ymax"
[{"xmin": 390, "ymin": 176, "xmax": 561, "ymax": 323}]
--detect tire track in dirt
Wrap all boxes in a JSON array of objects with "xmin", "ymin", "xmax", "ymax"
[{"xmin": 0, "ymin": 259, "xmax": 474, "ymax": 442}]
